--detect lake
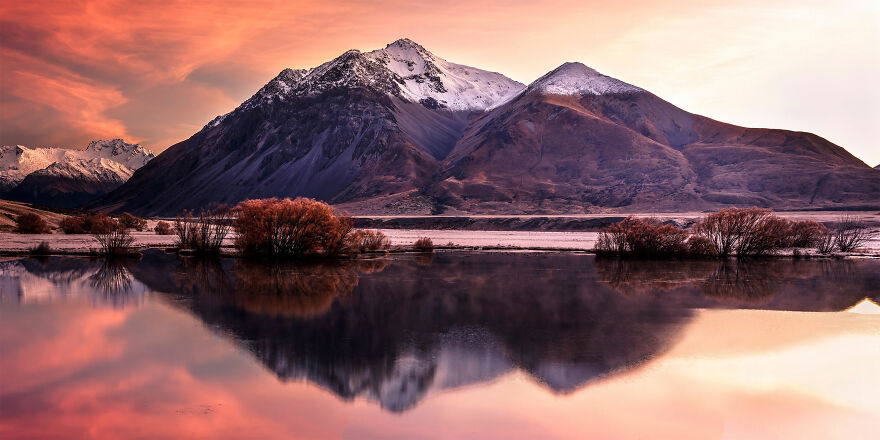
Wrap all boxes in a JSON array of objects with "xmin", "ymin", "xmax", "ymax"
[{"xmin": 1, "ymin": 251, "xmax": 878, "ymax": 439}]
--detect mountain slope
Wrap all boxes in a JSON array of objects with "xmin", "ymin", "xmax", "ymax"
[
  {"xmin": 429, "ymin": 63, "xmax": 880, "ymax": 212},
  {"xmin": 92, "ymin": 40, "xmax": 525, "ymax": 215}
]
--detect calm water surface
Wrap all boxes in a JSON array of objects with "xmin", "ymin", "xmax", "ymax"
[{"xmin": 1, "ymin": 251, "xmax": 878, "ymax": 439}]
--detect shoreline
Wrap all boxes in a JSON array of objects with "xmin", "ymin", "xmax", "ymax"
[
  {"xmin": 1, "ymin": 243, "xmax": 877, "ymax": 260},
  {"xmin": 0, "ymin": 211, "xmax": 880, "ymax": 258},
  {"xmin": 352, "ymin": 211, "xmax": 880, "ymax": 231}
]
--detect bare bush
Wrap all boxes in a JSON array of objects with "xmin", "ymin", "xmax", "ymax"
[
  {"xmin": 59, "ymin": 212, "xmax": 115, "ymax": 234},
  {"xmin": 413, "ymin": 237, "xmax": 434, "ymax": 252},
  {"xmin": 15, "ymin": 213, "xmax": 50, "ymax": 234},
  {"xmin": 117, "ymin": 212, "xmax": 147, "ymax": 231},
  {"xmin": 174, "ymin": 211, "xmax": 196, "ymax": 248},
  {"xmin": 351, "ymin": 230, "xmax": 391, "ymax": 252},
  {"xmin": 234, "ymin": 198, "xmax": 353, "ymax": 257},
  {"xmin": 816, "ymin": 229, "xmax": 836, "ymax": 254},
  {"xmin": 594, "ymin": 224, "xmax": 627, "ymax": 254},
  {"xmin": 93, "ymin": 223, "xmax": 135, "ymax": 256},
  {"xmin": 174, "ymin": 206, "xmax": 232, "ymax": 254},
  {"xmin": 832, "ymin": 215, "xmax": 873, "ymax": 252},
  {"xmin": 695, "ymin": 207, "xmax": 794, "ymax": 256},
  {"xmin": 736, "ymin": 215, "xmax": 790, "ymax": 256},
  {"xmin": 29, "ymin": 241, "xmax": 52, "ymax": 255},
  {"xmin": 154, "ymin": 221, "xmax": 173, "ymax": 235}
]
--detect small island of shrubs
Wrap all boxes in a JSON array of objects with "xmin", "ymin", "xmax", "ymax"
[
  {"xmin": 595, "ymin": 207, "xmax": 872, "ymax": 258},
  {"xmin": 174, "ymin": 197, "xmax": 394, "ymax": 257}
]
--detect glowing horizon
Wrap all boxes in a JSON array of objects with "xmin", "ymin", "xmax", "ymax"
[{"xmin": 1, "ymin": 0, "xmax": 878, "ymax": 166}]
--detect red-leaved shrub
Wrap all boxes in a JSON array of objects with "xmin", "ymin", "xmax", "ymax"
[
  {"xmin": 15, "ymin": 213, "xmax": 50, "ymax": 234},
  {"xmin": 59, "ymin": 212, "xmax": 115, "ymax": 234},
  {"xmin": 686, "ymin": 236, "xmax": 718, "ymax": 257},
  {"xmin": 117, "ymin": 212, "xmax": 147, "ymax": 231},
  {"xmin": 233, "ymin": 198, "xmax": 353, "ymax": 257},
  {"xmin": 594, "ymin": 217, "xmax": 688, "ymax": 257},
  {"xmin": 787, "ymin": 220, "xmax": 828, "ymax": 248},
  {"xmin": 322, "ymin": 215, "xmax": 355, "ymax": 257},
  {"xmin": 154, "ymin": 221, "xmax": 173, "ymax": 235},
  {"xmin": 413, "ymin": 237, "xmax": 434, "ymax": 252}
]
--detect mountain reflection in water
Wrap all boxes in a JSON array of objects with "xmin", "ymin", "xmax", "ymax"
[{"xmin": 1, "ymin": 251, "xmax": 878, "ymax": 413}]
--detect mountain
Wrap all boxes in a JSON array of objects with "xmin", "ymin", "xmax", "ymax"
[
  {"xmin": 429, "ymin": 62, "xmax": 880, "ymax": 212},
  {"xmin": 93, "ymin": 39, "xmax": 523, "ymax": 214},
  {"xmin": 1, "ymin": 139, "xmax": 153, "ymax": 208},
  {"xmin": 93, "ymin": 40, "xmax": 879, "ymax": 215}
]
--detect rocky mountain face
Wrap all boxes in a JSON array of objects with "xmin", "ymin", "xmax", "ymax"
[
  {"xmin": 92, "ymin": 40, "xmax": 879, "ymax": 215},
  {"xmin": 0, "ymin": 139, "xmax": 153, "ymax": 208}
]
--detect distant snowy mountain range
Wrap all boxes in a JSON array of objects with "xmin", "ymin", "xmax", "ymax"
[{"xmin": 0, "ymin": 139, "xmax": 153, "ymax": 208}]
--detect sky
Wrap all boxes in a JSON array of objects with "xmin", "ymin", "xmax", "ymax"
[{"xmin": 1, "ymin": 0, "xmax": 878, "ymax": 166}]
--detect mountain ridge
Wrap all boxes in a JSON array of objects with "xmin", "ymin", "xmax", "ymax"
[{"xmin": 90, "ymin": 39, "xmax": 879, "ymax": 215}]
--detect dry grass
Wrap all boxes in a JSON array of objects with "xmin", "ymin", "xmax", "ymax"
[{"xmin": 0, "ymin": 200, "xmax": 66, "ymax": 231}]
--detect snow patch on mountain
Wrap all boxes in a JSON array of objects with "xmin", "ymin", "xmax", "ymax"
[{"xmin": 529, "ymin": 62, "xmax": 643, "ymax": 96}]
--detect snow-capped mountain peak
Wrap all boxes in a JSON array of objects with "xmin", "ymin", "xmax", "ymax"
[
  {"xmin": 84, "ymin": 139, "xmax": 154, "ymax": 169},
  {"xmin": 529, "ymin": 62, "xmax": 643, "ymax": 96},
  {"xmin": 364, "ymin": 39, "xmax": 525, "ymax": 111},
  {"xmin": 215, "ymin": 38, "xmax": 526, "ymax": 121}
]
